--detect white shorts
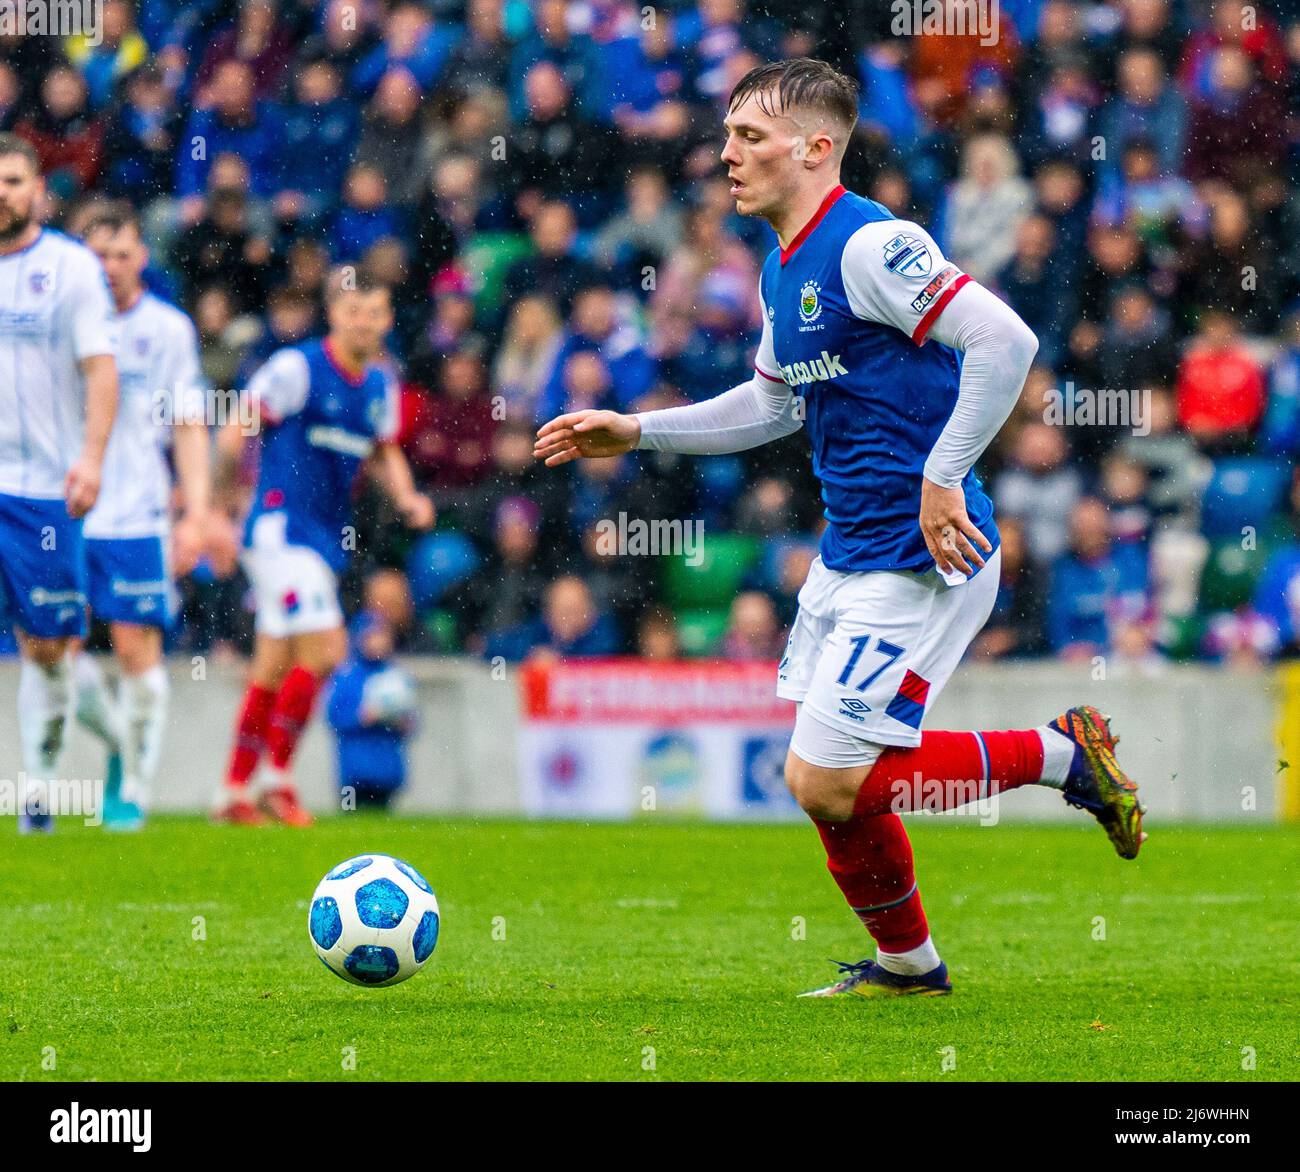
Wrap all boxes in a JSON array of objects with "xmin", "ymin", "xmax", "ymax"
[
  {"xmin": 241, "ymin": 512, "xmax": 344, "ymax": 638},
  {"xmin": 778, "ymin": 549, "xmax": 1001, "ymax": 768}
]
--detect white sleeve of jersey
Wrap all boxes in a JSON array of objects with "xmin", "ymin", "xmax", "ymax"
[
  {"xmin": 840, "ymin": 220, "xmax": 971, "ymax": 345},
  {"xmin": 635, "ymin": 289, "xmax": 802, "ymax": 455},
  {"xmin": 753, "ymin": 298, "xmax": 783, "ymax": 383},
  {"xmin": 841, "ymin": 219, "xmax": 1037, "ymax": 488},
  {"xmin": 67, "ymin": 248, "xmax": 118, "ymax": 360},
  {"xmin": 164, "ymin": 313, "xmax": 208, "ymax": 426},
  {"xmin": 247, "ymin": 348, "xmax": 311, "ymax": 423},
  {"xmin": 636, "ymin": 373, "xmax": 802, "ymax": 454},
  {"xmin": 922, "ymin": 282, "xmax": 1038, "ymax": 487},
  {"xmin": 377, "ymin": 361, "xmax": 401, "ymax": 443}
]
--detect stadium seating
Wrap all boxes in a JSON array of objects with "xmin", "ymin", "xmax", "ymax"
[
  {"xmin": 1199, "ymin": 536, "xmax": 1271, "ymax": 613},
  {"xmin": 1200, "ymin": 458, "xmax": 1292, "ymax": 540},
  {"xmin": 405, "ymin": 530, "xmax": 481, "ymax": 610},
  {"xmin": 663, "ymin": 533, "xmax": 762, "ymax": 610},
  {"xmin": 675, "ymin": 609, "xmax": 731, "ymax": 656}
]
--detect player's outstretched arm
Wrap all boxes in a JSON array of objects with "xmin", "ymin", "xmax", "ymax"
[
  {"xmin": 533, "ymin": 409, "xmax": 641, "ymax": 466},
  {"xmin": 370, "ymin": 440, "xmax": 435, "ymax": 530},
  {"xmin": 66, "ymin": 353, "xmax": 118, "ymax": 518},
  {"xmin": 534, "ymin": 373, "xmax": 802, "ymax": 467},
  {"xmin": 213, "ymin": 410, "xmax": 248, "ymax": 504}
]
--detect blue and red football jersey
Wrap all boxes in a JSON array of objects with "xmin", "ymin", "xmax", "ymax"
[
  {"xmin": 244, "ymin": 337, "xmax": 397, "ymax": 571},
  {"xmin": 755, "ymin": 185, "xmax": 998, "ymax": 574}
]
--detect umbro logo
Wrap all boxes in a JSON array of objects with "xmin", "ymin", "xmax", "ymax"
[
  {"xmin": 838, "ymin": 696, "xmax": 872, "ymax": 723},
  {"xmin": 779, "ymin": 351, "xmax": 848, "ymax": 386}
]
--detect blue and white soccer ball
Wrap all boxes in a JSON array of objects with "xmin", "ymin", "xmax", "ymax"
[
  {"xmin": 362, "ymin": 667, "xmax": 418, "ymax": 724},
  {"xmin": 308, "ymin": 854, "xmax": 440, "ymax": 987}
]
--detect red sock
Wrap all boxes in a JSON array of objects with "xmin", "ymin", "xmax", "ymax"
[
  {"xmin": 853, "ymin": 729, "xmax": 1045, "ymax": 817},
  {"xmin": 226, "ymin": 683, "xmax": 277, "ymax": 787},
  {"xmin": 264, "ymin": 666, "xmax": 325, "ymax": 773},
  {"xmin": 813, "ymin": 812, "xmax": 929, "ymax": 951},
  {"xmin": 810, "ymin": 730, "xmax": 1045, "ymax": 954}
]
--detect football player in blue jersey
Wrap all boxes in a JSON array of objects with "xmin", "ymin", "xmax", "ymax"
[
  {"xmin": 213, "ymin": 270, "xmax": 433, "ymax": 826},
  {"xmin": 535, "ymin": 58, "xmax": 1144, "ymax": 998}
]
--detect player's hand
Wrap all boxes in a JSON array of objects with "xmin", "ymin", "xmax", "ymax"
[
  {"xmin": 397, "ymin": 492, "xmax": 435, "ymax": 530},
  {"xmin": 64, "ymin": 455, "xmax": 102, "ymax": 518},
  {"xmin": 171, "ymin": 511, "xmax": 207, "ymax": 577},
  {"xmin": 533, "ymin": 410, "xmax": 640, "ymax": 467},
  {"xmin": 920, "ymin": 477, "xmax": 991, "ymax": 577}
]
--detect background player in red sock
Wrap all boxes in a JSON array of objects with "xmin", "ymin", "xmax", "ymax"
[
  {"xmin": 213, "ymin": 270, "xmax": 433, "ymax": 825},
  {"xmin": 534, "ymin": 59, "xmax": 1145, "ymax": 996}
]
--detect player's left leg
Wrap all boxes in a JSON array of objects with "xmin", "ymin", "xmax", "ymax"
[
  {"xmin": 106, "ymin": 621, "xmax": 167, "ymax": 831},
  {"xmin": 69, "ymin": 643, "xmax": 127, "ymax": 826},
  {"xmin": 70, "ymin": 641, "xmax": 123, "ymax": 761}
]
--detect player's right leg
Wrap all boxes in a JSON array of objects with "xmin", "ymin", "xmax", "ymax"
[
  {"xmin": 15, "ymin": 633, "xmax": 75, "ymax": 833},
  {"xmin": 785, "ymin": 730, "xmax": 951, "ymax": 997},
  {"xmin": 213, "ymin": 631, "xmax": 290, "ymax": 825},
  {"xmin": 256, "ymin": 623, "xmax": 347, "ymax": 826},
  {"xmin": 0, "ymin": 493, "xmax": 88, "ymax": 834},
  {"xmin": 81, "ymin": 532, "xmax": 174, "ymax": 830}
]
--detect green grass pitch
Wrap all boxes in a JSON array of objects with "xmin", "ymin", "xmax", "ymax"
[{"xmin": 2, "ymin": 817, "xmax": 1296, "ymax": 1081}]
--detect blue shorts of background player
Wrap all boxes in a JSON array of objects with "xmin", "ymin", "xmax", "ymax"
[
  {"xmin": 0, "ymin": 492, "xmax": 88, "ymax": 639},
  {"xmin": 85, "ymin": 536, "xmax": 172, "ymax": 629}
]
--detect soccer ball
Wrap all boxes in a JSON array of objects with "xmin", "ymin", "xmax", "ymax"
[
  {"xmin": 308, "ymin": 853, "xmax": 440, "ymax": 987},
  {"xmin": 362, "ymin": 667, "xmax": 417, "ymax": 723}
]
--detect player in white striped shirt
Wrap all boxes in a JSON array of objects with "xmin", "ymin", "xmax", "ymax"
[
  {"xmin": 0, "ymin": 135, "xmax": 118, "ymax": 833},
  {"xmin": 69, "ymin": 205, "xmax": 211, "ymax": 830}
]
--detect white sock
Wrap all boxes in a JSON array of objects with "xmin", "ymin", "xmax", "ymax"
[
  {"xmin": 118, "ymin": 665, "xmax": 168, "ymax": 810},
  {"xmin": 1036, "ymin": 725, "xmax": 1075, "ymax": 790},
  {"xmin": 72, "ymin": 652, "xmax": 122, "ymax": 752},
  {"xmin": 257, "ymin": 763, "xmax": 292, "ymax": 794},
  {"xmin": 213, "ymin": 782, "xmax": 250, "ymax": 810},
  {"xmin": 877, "ymin": 935, "xmax": 942, "ymax": 976},
  {"xmin": 18, "ymin": 657, "xmax": 70, "ymax": 785}
]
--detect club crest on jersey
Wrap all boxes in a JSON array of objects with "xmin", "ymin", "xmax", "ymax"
[
  {"xmin": 29, "ymin": 270, "xmax": 51, "ymax": 295},
  {"xmin": 797, "ymin": 280, "xmax": 823, "ymax": 324},
  {"xmin": 134, "ymin": 336, "xmax": 150, "ymax": 356},
  {"xmin": 883, "ymin": 233, "xmax": 932, "ymax": 278}
]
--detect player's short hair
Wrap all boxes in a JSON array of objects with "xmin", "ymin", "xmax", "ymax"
[
  {"xmin": 0, "ymin": 133, "xmax": 40, "ymax": 174},
  {"xmin": 81, "ymin": 202, "xmax": 143, "ymax": 241},
  {"xmin": 727, "ymin": 58, "xmax": 860, "ymax": 141},
  {"xmin": 324, "ymin": 266, "xmax": 391, "ymax": 304},
  {"xmin": 267, "ymin": 284, "xmax": 317, "ymax": 311}
]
